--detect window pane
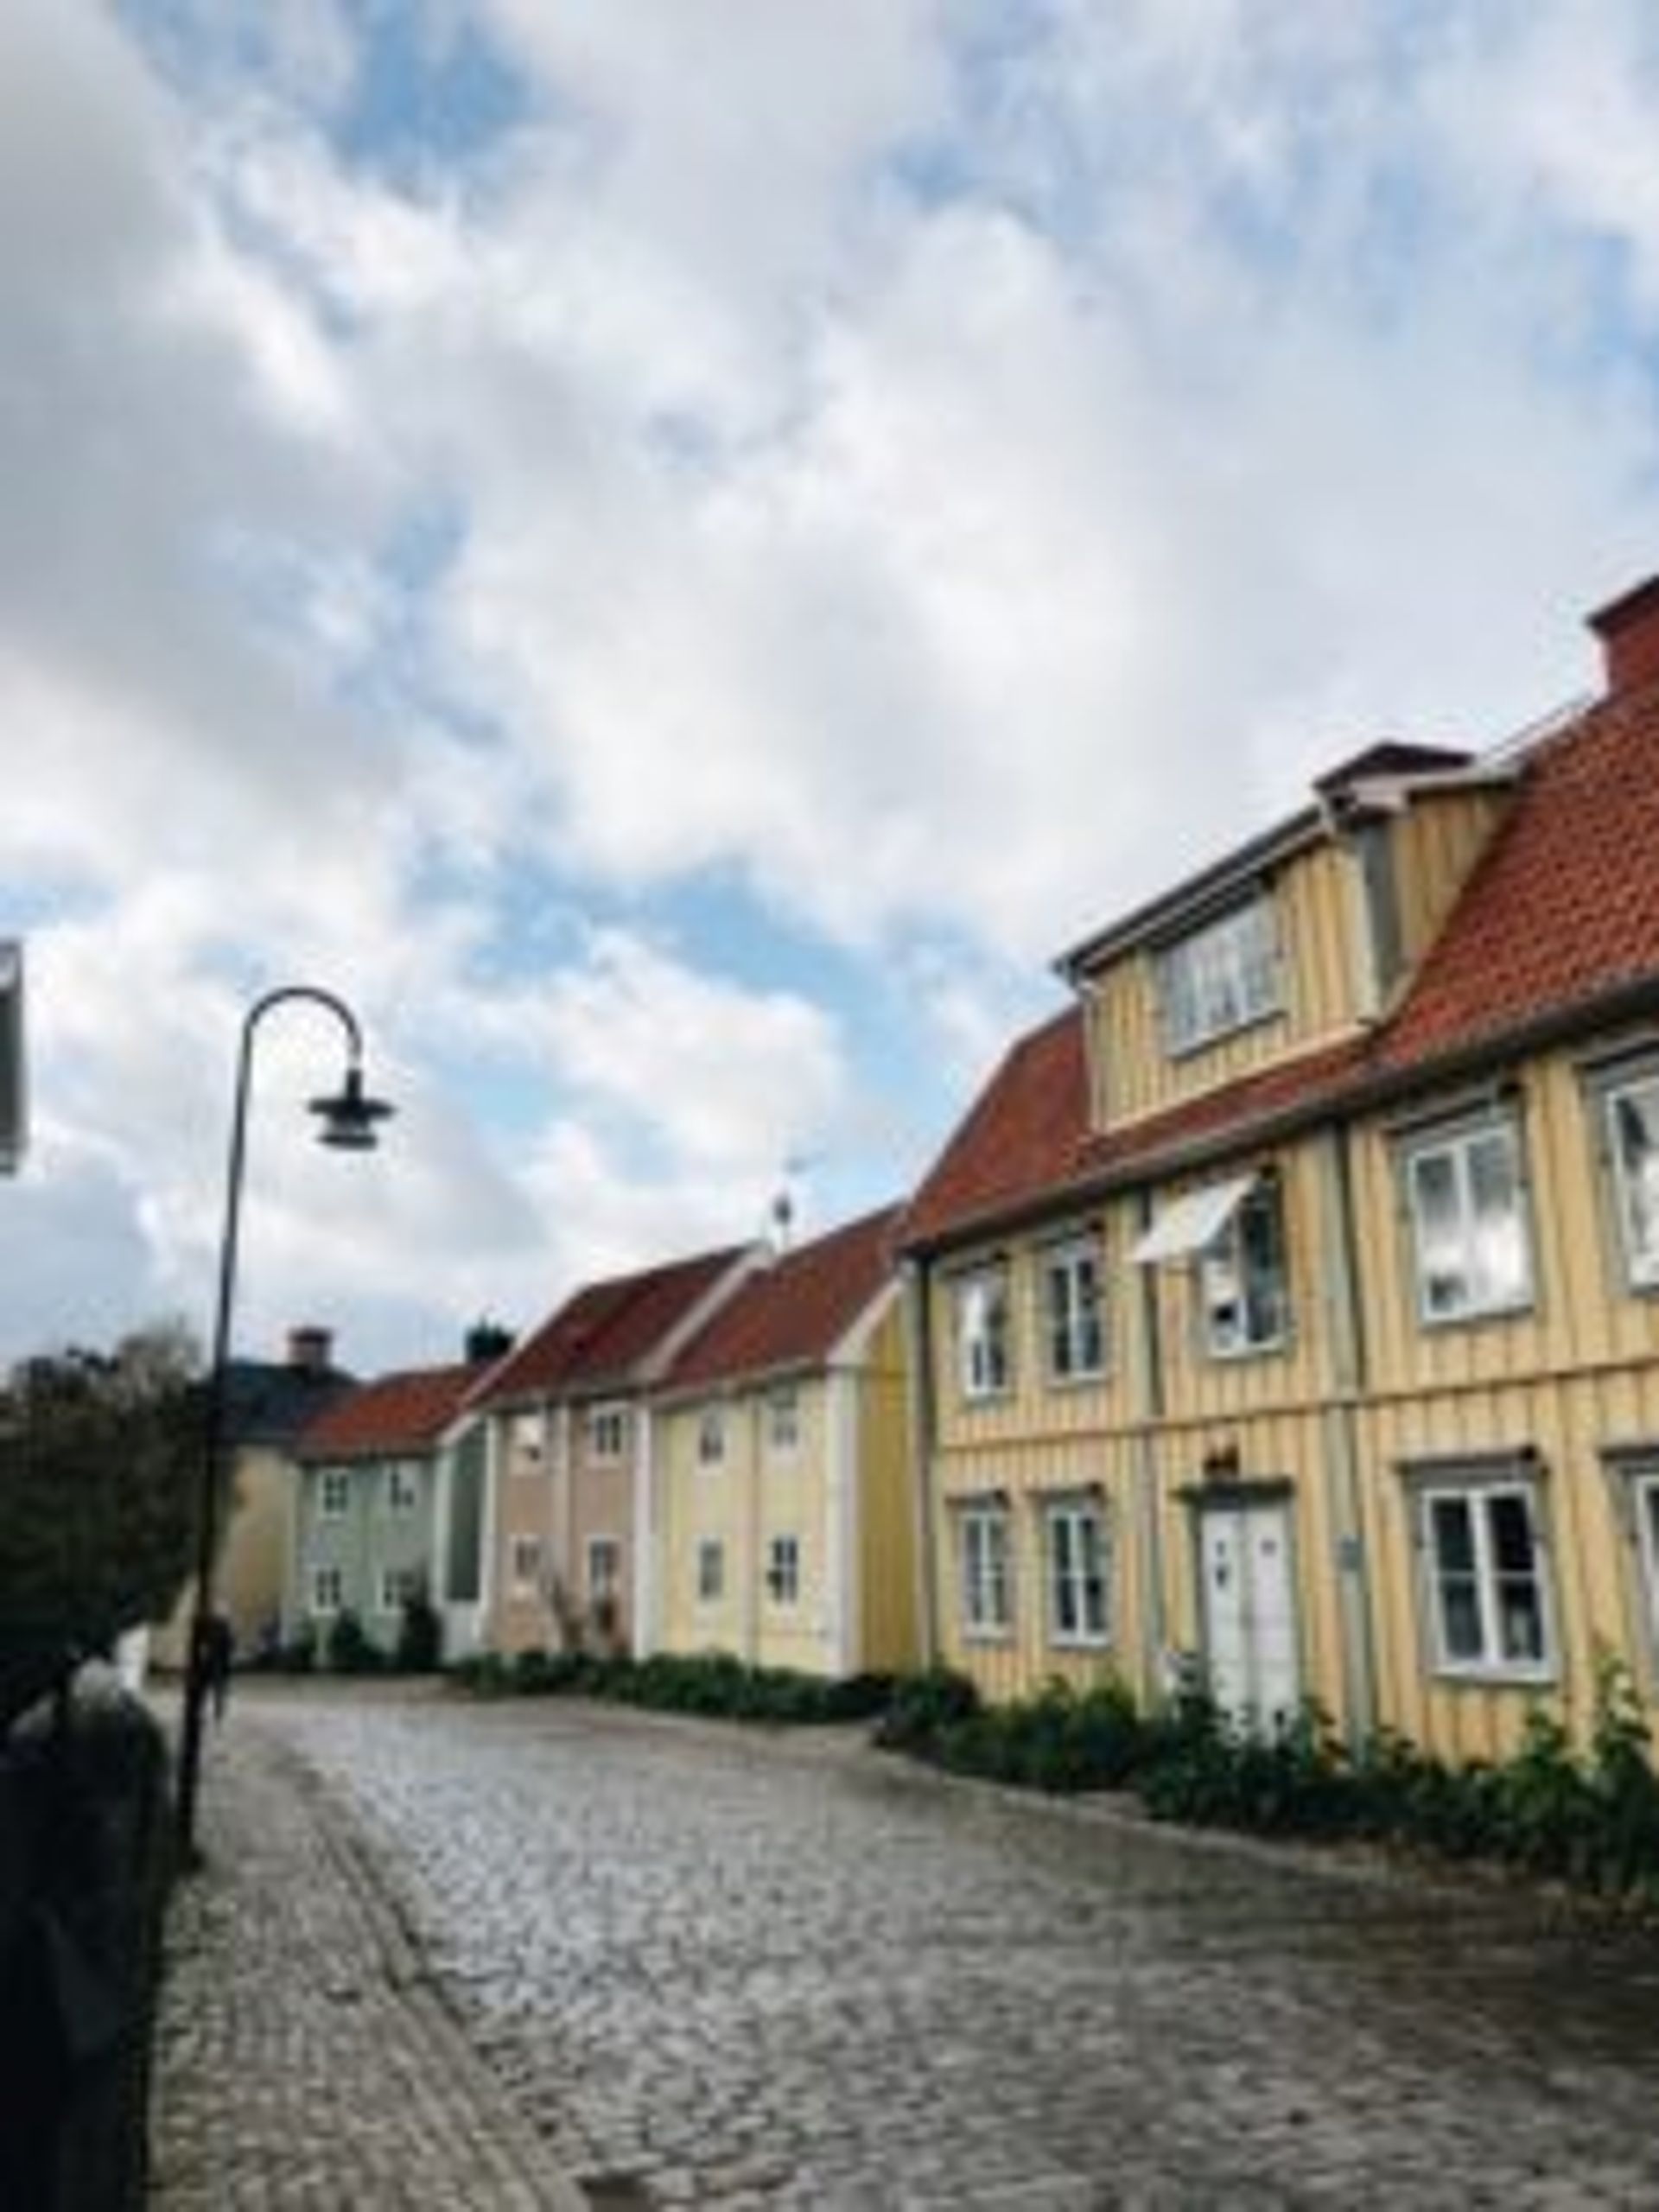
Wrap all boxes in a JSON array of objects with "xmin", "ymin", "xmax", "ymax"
[
  {"xmin": 1438, "ymin": 1574, "xmax": 1484, "ymax": 1661},
  {"xmin": 1486, "ymin": 1491, "xmax": 1534, "ymax": 1574},
  {"xmin": 1614, "ymin": 1086, "xmax": 1659, "ymax": 1278},
  {"xmin": 1412, "ymin": 1150, "xmax": 1466, "ymax": 1314},
  {"xmin": 1430, "ymin": 1494, "xmax": 1476, "ymax": 1573},
  {"xmin": 1468, "ymin": 1131, "xmax": 1527, "ymax": 1306}
]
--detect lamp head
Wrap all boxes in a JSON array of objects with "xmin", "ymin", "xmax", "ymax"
[{"xmin": 308, "ymin": 1063, "xmax": 394, "ymax": 1151}]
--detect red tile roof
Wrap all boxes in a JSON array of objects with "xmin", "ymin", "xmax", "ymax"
[
  {"xmin": 297, "ymin": 1362, "xmax": 479, "ymax": 1462},
  {"xmin": 472, "ymin": 1244, "xmax": 753, "ymax": 1408},
  {"xmin": 664, "ymin": 1205, "xmax": 904, "ymax": 1391},
  {"xmin": 904, "ymin": 673, "xmax": 1659, "ymax": 1251}
]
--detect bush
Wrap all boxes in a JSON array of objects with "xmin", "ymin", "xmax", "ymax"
[
  {"xmin": 323, "ymin": 1609, "xmax": 382, "ymax": 1675},
  {"xmin": 395, "ymin": 1590, "xmax": 443, "ymax": 1674},
  {"xmin": 451, "ymin": 1644, "xmax": 893, "ymax": 1726},
  {"xmin": 872, "ymin": 1668, "xmax": 982, "ymax": 1754}
]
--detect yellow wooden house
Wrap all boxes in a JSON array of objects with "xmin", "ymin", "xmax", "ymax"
[
  {"xmin": 902, "ymin": 571, "xmax": 1659, "ymax": 1763},
  {"xmin": 651, "ymin": 1205, "xmax": 917, "ymax": 1678}
]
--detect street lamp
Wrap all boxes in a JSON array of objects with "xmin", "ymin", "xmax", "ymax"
[{"xmin": 174, "ymin": 984, "xmax": 392, "ymax": 1864}]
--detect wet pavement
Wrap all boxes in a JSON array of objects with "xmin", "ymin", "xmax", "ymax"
[{"xmin": 154, "ymin": 1683, "xmax": 1659, "ymax": 2208}]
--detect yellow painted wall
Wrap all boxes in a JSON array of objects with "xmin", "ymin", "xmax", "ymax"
[
  {"xmin": 1390, "ymin": 787, "xmax": 1511, "ymax": 978},
  {"xmin": 856, "ymin": 1305, "xmax": 920, "ymax": 1674}
]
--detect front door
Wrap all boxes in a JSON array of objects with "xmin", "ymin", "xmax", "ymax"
[{"xmin": 1198, "ymin": 1499, "xmax": 1299, "ymax": 1731}]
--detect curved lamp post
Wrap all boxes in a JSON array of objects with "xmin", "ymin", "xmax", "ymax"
[{"xmin": 175, "ymin": 984, "xmax": 392, "ymax": 1864}]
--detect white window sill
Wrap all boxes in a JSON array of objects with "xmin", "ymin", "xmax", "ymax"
[{"xmin": 1432, "ymin": 1662, "xmax": 1555, "ymax": 1688}]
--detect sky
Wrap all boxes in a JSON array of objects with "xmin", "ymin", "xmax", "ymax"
[{"xmin": 3, "ymin": 0, "xmax": 1658, "ymax": 1379}]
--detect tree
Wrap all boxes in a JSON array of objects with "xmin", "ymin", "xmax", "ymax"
[{"xmin": 0, "ymin": 1321, "xmax": 202, "ymax": 1715}]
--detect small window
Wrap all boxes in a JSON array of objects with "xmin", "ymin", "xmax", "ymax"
[
  {"xmin": 310, "ymin": 1564, "xmax": 344, "ymax": 1615},
  {"xmin": 587, "ymin": 1536, "xmax": 621, "ymax": 1603},
  {"xmin": 378, "ymin": 1566, "xmax": 422, "ymax": 1615},
  {"xmin": 1421, "ymin": 1478, "xmax": 1551, "ymax": 1678},
  {"xmin": 509, "ymin": 1535, "xmax": 543, "ymax": 1596},
  {"xmin": 1044, "ymin": 1238, "xmax": 1105, "ymax": 1383},
  {"xmin": 1404, "ymin": 1116, "xmax": 1532, "ymax": 1324},
  {"xmin": 697, "ymin": 1408, "xmax": 726, "ymax": 1465},
  {"xmin": 587, "ymin": 1404, "xmax": 629, "ymax": 1462},
  {"xmin": 1605, "ymin": 1073, "xmax": 1659, "ymax": 1288},
  {"xmin": 1046, "ymin": 1499, "xmax": 1109, "ymax": 1647},
  {"xmin": 320, "ymin": 1469, "xmax": 352, "ymax": 1518},
  {"xmin": 1200, "ymin": 1181, "xmax": 1290, "ymax": 1358},
  {"xmin": 959, "ymin": 1503, "xmax": 1012, "ymax": 1639},
  {"xmin": 956, "ymin": 1266, "xmax": 1012, "ymax": 1402},
  {"xmin": 511, "ymin": 1414, "xmax": 544, "ymax": 1467},
  {"xmin": 696, "ymin": 1539, "xmax": 725, "ymax": 1604},
  {"xmin": 1156, "ymin": 895, "xmax": 1281, "ymax": 1056},
  {"xmin": 767, "ymin": 1389, "xmax": 801, "ymax": 1454},
  {"xmin": 386, "ymin": 1463, "xmax": 420, "ymax": 1512},
  {"xmin": 765, "ymin": 1535, "xmax": 800, "ymax": 1607}
]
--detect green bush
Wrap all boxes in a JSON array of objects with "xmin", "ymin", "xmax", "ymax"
[
  {"xmin": 394, "ymin": 1590, "xmax": 443, "ymax": 1674},
  {"xmin": 450, "ymin": 1644, "xmax": 884, "ymax": 1726},
  {"xmin": 872, "ymin": 1668, "xmax": 982, "ymax": 1753}
]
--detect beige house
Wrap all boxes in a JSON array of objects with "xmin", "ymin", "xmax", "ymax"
[
  {"xmin": 904, "ymin": 569, "xmax": 1659, "ymax": 1763},
  {"xmin": 652, "ymin": 1206, "xmax": 918, "ymax": 1678},
  {"xmin": 152, "ymin": 1325, "xmax": 354, "ymax": 1668},
  {"xmin": 474, "ymin": 1245, "xmax": 761, "ymax": 1656}
]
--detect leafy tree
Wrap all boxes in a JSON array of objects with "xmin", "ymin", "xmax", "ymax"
[{"xmin": 0, "ymin": 1321, "xmax": 202, "ymax": 1712}]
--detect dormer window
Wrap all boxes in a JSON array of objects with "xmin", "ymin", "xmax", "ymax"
[{"xmin": 1155, "ymin": 894, "xmax": 1281, "ymax": 1057}]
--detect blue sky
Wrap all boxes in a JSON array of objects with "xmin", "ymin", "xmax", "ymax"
[{"xmin": 3, "ymin": 1, "xmax": 1658, "ymax": 1373}]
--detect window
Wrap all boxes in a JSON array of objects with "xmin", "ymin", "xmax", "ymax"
[
  {"xmin": 959, "ymin": 1503, "xmax": 1012, "ymax": 1638},
  {"xmin": 697, "ymin": 1408, "xmax": 726, "ymax": 1465},
  {"xmin": 510, "ymin": 1535, "xmax": 543, "ymax": 1596},
  {"xmin": 1046, "ymin": 1499, "xmax": 1109, "ymax": 1647},
  {"xmin": 588, "ymin": 1404, "xmax": 629, "ymax": 1462},
  {"xmin": 386, "ymin": 1463, "xmax": 419, "ymax": 1512},
  {"xmin": 956, "ymin": 1266, "xmax": 1012, "ymax": 1401},
  {"xmin": 1421, "ymin": 1478, "xmax": 1551, "ymax": 1677},
  {"xmin": 696, "ymin": 1539, "xmax": 725, "ymax": 1604},
  {"xmin": 587, "ymin": 1536, "xmax": 621, "ymax": 1603},
  {"xmin": 765, "ymin": 1535, "xmax": 800, "ymax": 1607},
  {"xmin": 320, "ymin": 1469, "xmax": 351, "ymax": 1518},
  {"xmin": 1044, "ymin": 1238, "xmax": 1105, "ymax": 1383},
  {"xmin": 1404, "ymin": 1116, "xmax": 1531, "ymax": 1323},
  {"xmin": 378, "ymin": 1566, "xmax": 422, "ymax": 1615},
  {"xmin": 767, "ymin": 1389, "xmax": 801, "ymax": 1454},
  {"xmin": 1156, "ymin": 896, "xmax": 1281, "ymax": 1056},
  {"xmin": 1200, "ymin": 1181, "xmax": 1289, "ymax": 1357},
  {"xmin": 1605, "ymin": 1072, "xmax": 1659, "ymax": 1287},
  {"xmin": 310, "ymin": 1564, "xmax": 344, "ymax": 1615},
  {"xmin": 511, "ymin": 1413, "xmax": 543, "ymax": 1467}
]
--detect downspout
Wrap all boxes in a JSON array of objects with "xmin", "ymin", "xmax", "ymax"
[{"xmin": 901, "ymin": 1258, "xmax": 940, "ymax": 1669}]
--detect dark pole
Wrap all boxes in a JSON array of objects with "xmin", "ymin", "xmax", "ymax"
[{"xmin": 174, "ymin": 985, "xmax": 367, "ymax": 1866}]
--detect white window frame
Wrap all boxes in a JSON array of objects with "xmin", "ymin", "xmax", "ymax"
[
  {"xmin": 956, "ymin": 1264, "xmax": 1012, "ymax": 1402},
  {"xmin": 1155, "ymin": 894, "xmax": 1281, "ymax": 1057},
  {"xmin": 587, "ymin": 1535, "xmax": 621, "ymax": 1603},
  {"xmin": 765, "ymin": 1534, "xmax": 801, "ymax": 1609},
  {"xmin": 378, "ymin": 1566, "xmax": 421, "ymax": 1616},
  {"xmin": 697, "ymin": 1408, "xmax": 726, "ymax": 1465},
  {"xmin": 1418, "ymin": 1474, "xmax": 1553, "ymax": 1682},
  {"xmin": 1199, "ymin": 1180, "xmax": 1290, "ymax": 1359},
  {"xmin": 310, "ymin": 1564, "xmax": 344, "ymax": 1616},
  {"xmin": 1604, "ymin": 1071, "xmax": 1659, "ymax": 1289},
  {"xmin": 766, "ymin": 1388, "xmax": 801, "ymax": 1455},
  {"xmin": 319, "ymin": 1468, "xmax": 352, "ymax": 1519},
  {"xmin": 587, "ymin": 1403, "xmax": 629, "ymax": 1463},
  {"xmin": 509, "ymin": 1535, "xmax": 543, "ymax": 1597},
  {"xmin": 958, "ymin": 1503, "xmax": 1013, "ymax": 1641},
  {"xmin": 696, "ymin": 1538, "xmax": 725, "ymax": 1605},
  {"xmin": 1043, "ymin": 1236, "xmax": 1106, "ymax": 1385},
  {"xmin": 386, "ymin": 1462, "xmax": 420, "ymax": 1512},
  {"xmin": 1402, "ymin": 1113, "xmax": 1533, "ymax": 1326},
  {"xmin": 1045, "ymin": 1497, "xmax": 1109, "ymax": 1649}
]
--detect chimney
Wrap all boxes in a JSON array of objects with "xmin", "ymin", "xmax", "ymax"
[
  {"xmin": 465, "ymin": 1319, "xmax": 514, "ymax": 1365},
  {"xmin": 287, "ymin": 1325, "xmax": 334, "ymax": 1375},
  {"xmin": 1588, "ymin": 574, "xmax": 1659, "ymax": 697}
]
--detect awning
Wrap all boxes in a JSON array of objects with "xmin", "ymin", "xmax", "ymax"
[{"xmin": 1131, "ymin": 1173, "xmax": 1256, "ymax": 1266}]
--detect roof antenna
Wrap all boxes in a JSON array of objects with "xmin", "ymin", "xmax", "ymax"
[{"xmin": 768, "ymin": 1153, "xmax": 819, "ymax": 1254}]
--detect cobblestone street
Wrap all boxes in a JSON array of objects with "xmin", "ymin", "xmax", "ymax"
[{"xmin": 154, "ymin": 1684, "xmax": 1659, "ymax": 2209}]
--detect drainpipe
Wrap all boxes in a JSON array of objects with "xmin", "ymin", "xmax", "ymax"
[
  {"xmin": 901, "ymin": 1258, "xmax": 940, "ymax": 1669},
  {"xmin": 1316, "ymin": 1122, "xmax": 1378, "ymax": 1749}
]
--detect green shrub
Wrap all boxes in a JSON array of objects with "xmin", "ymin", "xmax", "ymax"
[
  {"xmin": 395, "ymin": 1590, "xmax": 443, "ymax": 1674},
  {"xmin": 872, "ymin": 1669, "xmax": 982, "ymax": 1754},
  {"xmin": 323, "ymin": 1609, "xmax": 382, "ymax": 1675}
]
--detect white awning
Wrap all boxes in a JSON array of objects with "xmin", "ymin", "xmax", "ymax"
[{"xmin": 1131, "ymin": 1173, "xmax": 1256, "ymax": 1266}]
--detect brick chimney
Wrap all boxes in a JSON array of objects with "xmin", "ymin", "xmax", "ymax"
[
  {"xmin": 1588, "ymin": 574, "xmax": 1659, "ymax": 697},
  {"xmin": 286, "ymin": 1325, "xmax": 334, "ymax": 1375}
]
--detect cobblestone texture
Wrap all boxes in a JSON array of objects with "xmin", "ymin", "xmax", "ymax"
[{"xmin": 158, "ymin": 1685, "xmax": 1659, "ymax": 2208}]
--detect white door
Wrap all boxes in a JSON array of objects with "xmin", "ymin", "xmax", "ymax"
[{"xmin": 1199, "ymin": 1501, "xmax": 1299, "ymax": 1730}]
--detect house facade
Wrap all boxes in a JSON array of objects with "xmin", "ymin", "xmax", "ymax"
[
  {"xmin": 652, "ymin": 1206, "xmax": 918, "ymax": 1678},
  {"xmin": 904, "ymin": 573, "xmax": 1659, "ymax": 1764},
  {"xmin": 474, "ymin": 1244, "xmax": 761, "ymax": 1656},
  {"xmin": 292, "ymin": 1343, "xmax": 500, "ymax": 1658}
]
